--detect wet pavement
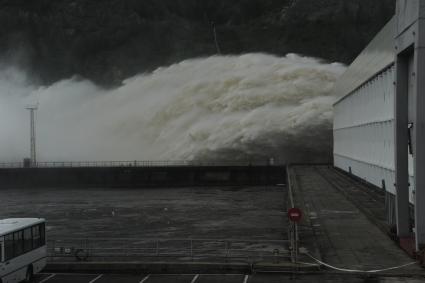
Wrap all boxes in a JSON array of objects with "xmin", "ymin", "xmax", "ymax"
[
  {"xmin": 291, "ymin": 165, "xmax": 423, "ymax": 274},
  {"xmin": 0, "ymin": 186, "xmax": 287, "ymax": 240},
  {"xmin": 3, "ymin": 165, "xmax": 425, "ymax": 281}
]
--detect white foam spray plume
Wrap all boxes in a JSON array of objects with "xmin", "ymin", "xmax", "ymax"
[{"xmin": 0, "ymin": 54, "xmax": 345, "ymax": 163}]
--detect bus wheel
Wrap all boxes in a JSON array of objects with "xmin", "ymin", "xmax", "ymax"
[{"xmin": 25, "ymin": 265, "xmax": 33, "ymax": 282}]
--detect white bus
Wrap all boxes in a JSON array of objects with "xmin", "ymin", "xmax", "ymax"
[{"xmin": 0, "ymin": 219, "xmax": 46, "ymax": 283}]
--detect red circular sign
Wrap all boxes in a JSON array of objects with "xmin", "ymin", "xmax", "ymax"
[{"xmin": 288, "ymin": 207, "xmax": 302, "ymax": 223}]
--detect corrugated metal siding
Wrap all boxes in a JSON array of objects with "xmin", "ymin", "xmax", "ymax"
[
  {"xmin": 333, "ymin": 66, "xmax": 415, "ymax": 203},
  {"xmin": 334, "ymin": 67, "xmax": 395, "ymax": 130}
]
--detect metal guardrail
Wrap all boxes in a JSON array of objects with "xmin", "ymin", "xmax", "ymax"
[
  {"xmin": 0, "ymin": 160, "xmax": 285, "ymax": 169},
  {"xmin": 47, "ymin": 237, "xmax": 291, "ymax": 263}
]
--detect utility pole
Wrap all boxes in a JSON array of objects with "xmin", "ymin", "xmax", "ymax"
[{"xmin": 26, "ymin": 105, "xmax": 38, "ymax": 167}]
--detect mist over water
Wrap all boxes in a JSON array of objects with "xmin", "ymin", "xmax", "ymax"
[{"xmin": 0, "ymin": 54, "xmax": 345, "ymax": 163}]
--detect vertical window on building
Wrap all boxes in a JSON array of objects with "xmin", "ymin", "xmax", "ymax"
[
  {"xmin": 4, "ymin": 234, "xmax": 13, "ymax": 261},
  {"xmin": 13, "ymin": 231, "xmax": 24, "ymax": 257},
  {"xmin": 24, "ymin": 228, "xmax": 33, "ymax": 252}
]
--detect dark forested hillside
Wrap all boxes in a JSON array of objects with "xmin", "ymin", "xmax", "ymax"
[{"xmin": 0, "ymin": 0, "xmax": 395, "ymax": 85}]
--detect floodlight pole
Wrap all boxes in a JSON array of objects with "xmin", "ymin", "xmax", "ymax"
[{"xmin": 26, "ymin": 106, "xmax": 38, "ymax": 166}]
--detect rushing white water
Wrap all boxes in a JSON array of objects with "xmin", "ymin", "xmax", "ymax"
[{"xmin": 0, "ymin": 53, "xmax": 345, "ymax": 163}]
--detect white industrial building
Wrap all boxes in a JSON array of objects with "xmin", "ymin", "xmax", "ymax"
[
  {"xmin": 333, "ymin": 19, "xmax": 414, "ymax": 222},
  {"xmin": 333, "ymin": 0, "xmax": 425, "ymax": 251}
]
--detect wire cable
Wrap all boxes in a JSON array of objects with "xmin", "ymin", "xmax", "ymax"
[{"xmin": 305, "ymin": 252, "xmax": 417, "ymax": 273}]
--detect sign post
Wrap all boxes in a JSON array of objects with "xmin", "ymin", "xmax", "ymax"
[{"xmin": 288, "ymin": 207, "xmax": 302, "ymax": 262}]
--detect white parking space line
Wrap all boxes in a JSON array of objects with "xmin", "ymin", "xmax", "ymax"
[
  {"xmin": 190, "ymin": 274, "xmax": 200, "ymax": 283},
  {"xmin": 89, "ymin": 274, "xmax": 104, "ymax": 283},
  {"xmin": 139, "ymin": 274, "xmax": 151, "ymax": 283},
  {"xmin": 243, "ymin": 275, "xmax": 249, "ymax": 283},
  {"xmin": 39, "ymin": 273, "xmax": 56, "ymax": 283}
]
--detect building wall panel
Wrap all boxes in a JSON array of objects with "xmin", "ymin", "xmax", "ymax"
[{"xmin": 333, "ymin": 66, "xmax": 415, "ymax": 203}]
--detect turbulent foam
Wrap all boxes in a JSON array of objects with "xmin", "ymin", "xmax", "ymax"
[{"xmin": 0, "ymin": 54, "xmax": 345, "ymax": 163}]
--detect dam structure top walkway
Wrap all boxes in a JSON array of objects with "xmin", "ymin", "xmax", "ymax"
[{"xmin": 289, "ymin": 165, "xmax": 424, "ymax": 276}]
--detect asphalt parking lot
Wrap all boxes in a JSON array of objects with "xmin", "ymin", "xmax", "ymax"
[{"xmin": 31, "ymin": 273, "xmax": 425, "ymax": 283}]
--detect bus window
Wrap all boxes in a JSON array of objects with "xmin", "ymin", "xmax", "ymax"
[
  {"xmin": 24, "ymin": 227, "xmax": 32, "ymax": 252},
  {"xmin": 4, "ymin": 234, "xmax": 13, "ymax": 261},
  {"xmin": 40, "ymin": 223, "xmax": 46, "ymax": 245},
  {"xmin": 32, "ymin": 225, "xmax": 40, "ymax": 248},
  {"xmin": 13, "ymin": 231, "xmax": 24, "ymax": 257}
]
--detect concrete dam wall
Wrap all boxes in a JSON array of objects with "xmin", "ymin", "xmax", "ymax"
[{"xmin": 0, "ymin": 165, "xmax": 286, "ymax": 188}]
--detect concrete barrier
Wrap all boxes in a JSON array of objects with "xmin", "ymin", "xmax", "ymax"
[
  {"xmin": 0, "ymin": 165, "xmax": 286, "ymax": 188},
  {"xmin": 45, "ymin": 261, "xmax": 251, "ymax": 274}
]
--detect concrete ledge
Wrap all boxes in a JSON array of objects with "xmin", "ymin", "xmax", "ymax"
[
  {"xmin": 45, "ymin": 261, "xmax": 321, "ymax": 274},
  {"xmin": 45, "ymin": 262, "xmax": 252, "ymax": 274},
  {"xmin": 252, "ymin": 261, "xmax": 321, "ymax": 273}
]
